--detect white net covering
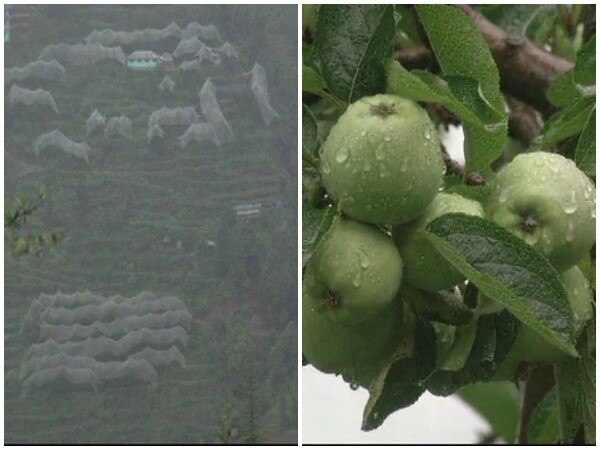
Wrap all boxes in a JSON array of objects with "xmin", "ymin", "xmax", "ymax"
[
  {"xmin": 148, "ymin": 106, "xmax": 199, "ymax": 129},
  {"xmin": 33, "ymin": 130, "xmax": 91, "ymax": 164},
  {"xmin": 195, "ymin": 44, "xmax": 214, "ymax": 63},
  {"xmin": 8, "ymin": 85, "xmax": 60, "ymax": 114},
  {"xmin": 218, "ymin": 42, "xmax": 239, "ymax": 60},
  {"xmin": 198, "ymin": 78, "xmax": 234, "ymax": 144},
  {"xmin": 173, "ymin": 36, "xmax": 207, "ymax": 58},
  {"xmin": 249, "ymin": 63, "xmax": 280, "ymax": 126},
  {"xmin": 39, "ymin": 43, "xmax": 126, "ymax": 67},
  {"xmin": 178, "ymin": 122, "xmax": 219, "ymax": 148},
  {"xmin": 105, "ymin": 116, "xmax": 133, "ymax": 139},
  {"xmin": 183, "ymin": 22, "xmax": 221, "ymax": 41},
  {"xmin": 84, "ymin": 21, "xmax": 182, "ymax": 46},
  {"xmin": 5, "ymin": 59, "xmax": 67, "ymax": 84},
  {"xmin": 19, "ymin": 290, "xmax": 191, "ymax": 395},
  {"xmin": 85, "ymin": 109, "xmax": 106, "ymax": 135},
  {"xmin": 179, "ymin": 59, "xmax": 202, "ymax": 71},
  {"xmin": 147, "ymin": 123, "xmax": 165, "ymax": 143},
  {"xmin": 158, "ymin": 75, "xmax": 175, "ymax": 93}
]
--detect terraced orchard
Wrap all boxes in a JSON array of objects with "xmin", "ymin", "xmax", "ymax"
[{"xmin": 5, "ymin": 5, "xmax": 297, "ymax": 444}]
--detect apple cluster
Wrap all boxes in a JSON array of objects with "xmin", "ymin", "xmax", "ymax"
[{"xmin": 304, "ymin": 94, "xmax": 595, "ymax": 386}]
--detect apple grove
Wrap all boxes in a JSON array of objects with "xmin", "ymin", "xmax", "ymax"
[{"xmin": 302, "ymin": 5, "xmax": 595, "ymax": 444}]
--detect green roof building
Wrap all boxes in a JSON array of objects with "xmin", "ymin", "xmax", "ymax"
[{"xmin": 126, "ymin": 51, "xmax": 160, "ymax": 70}]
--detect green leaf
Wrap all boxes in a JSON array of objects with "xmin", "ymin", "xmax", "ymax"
[
  {"xmin": 553, "ymin": 21, "xmax": 578, "ymax": 62},
  {"xmin": 302, "ymin": 64, "xmax": 325, "ymax": 95},
  {"xmin": 573, "ymin": 37, "xmax": 595, "ymax": 93},
  {"xmin": 547, "ymin": 71, "xmax": 582, "ymax": 108},
  {"xmin": 415, "ymin": 5, "xmax": 504, "ymax": 111},
  {"xmin": 302, "ymin": 103, "xmax": 319, "ymax": 162},
  {"xmin": 459, "ymin": 381, "xmax": 520, "ymax": 444},
  {"xmin": 427, "ymin": 311, "xmax": 519, "ymax": 396},
  {"xmin": 301, "ymin": 205, "xmax": 336, "ymax": 267},
  {"xmin": 432, "ymin": 322, "xmax": 457, "ymax": 368},
  {"xmin": 581, "ymin": 321, "xmax": 596, "ymax": 444},
  {"xmin": 394, "ymin": 5, "xmax": 423, "ymax": 47},
  {"xmin": 529, "ymin": 6, "xmax": 559, "ymax": 45},
  {"xmin": 439, "ymin": 318, "xmax": 478, "ymax": 371},
  {"xmin": 423, "ymin": 214, "xmax": 577, "ymax": 357},
  {"xmin": 362, "ymin": 319, "xmax": 436, "ymax": 431},
  {"xmin": 386, "ymin": 60, "xmax": 502, "ymax": 128},
  {"xmin": 528, "ymin": 387, "xmax": 560, "ymax": 444},
  {"xmin": 533, "ymin": 97, "xmax": 594, "ymax": 150},
  {"xmin": 415, "ymin": 5, "xmax": 508, "ymax": 176},
  {"xmin": 555, "ymin": 361, "xmax": 584, "ymax": 442},
  {"xmin": 407, "ymin": 286, "xmax": 473, "ymax": 326},
  {"xmin": 315, "ymin": 5, "xmax": 395, "ymax": 104},
  {"xmin": 555, "ymin": 320, "xmax": 596, "ymax": 443},
  {"xmin": 547, "ymin": 37, "xmax": 595, "ymax": 107},
  {"xmin": 443, "ymin": 171, "xmax": 494, "ymax": 206},
  {"xmin": 574, "ymin": 106, "xmax": 595, "ymax": 177}
]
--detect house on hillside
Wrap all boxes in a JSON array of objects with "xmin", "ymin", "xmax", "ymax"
[
  {"xmin": 233, "ymin": 202, "xmax": 262, "ymax": 219},
  {"xmin": 126, "ymin": 50, "xmax": 160, "ymax": 70}
]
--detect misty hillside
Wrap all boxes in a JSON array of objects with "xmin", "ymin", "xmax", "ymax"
[{"xmin": 4, "ymin": 5, "xmax": 297, "ymax": 444}]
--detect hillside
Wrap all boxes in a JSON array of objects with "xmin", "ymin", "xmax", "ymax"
[{"xmin": 4, "ymin": 5, "xmax": 297, "ymax": 444}]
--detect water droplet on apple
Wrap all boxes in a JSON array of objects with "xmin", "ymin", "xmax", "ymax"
[
  {"xmin": 565, "ymin": 221, "xmax": 575, "ymax": 242},
  {"xmin": 352, "ymin": 271, "xmax": 362, "ymax": 287},
  {"xmin": 563, "ymin": 191, "xmax": 578, "ymax": 214},
  {"xmin": 400, "ymin": 158, "xmax": 408, "ymax": 173},
  {"xmin": 336, "ymin": 147, "xmax": 349, "ymax": 163}
]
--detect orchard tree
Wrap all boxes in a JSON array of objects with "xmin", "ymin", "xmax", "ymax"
[
  {"xmin": 4, "ymin": 188, "xmax": 64, "ymax": 256},
  {"xmin": 302, "ymin": 4, "xmax": 595, "ymax": 444}
]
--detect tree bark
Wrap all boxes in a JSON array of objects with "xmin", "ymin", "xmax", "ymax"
[{"xmin": 456, "ymin": 5, "xmax": 574, "ymax": 114}]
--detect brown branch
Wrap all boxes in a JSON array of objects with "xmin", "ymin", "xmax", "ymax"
[
  {"xmin": 583, "ymin": 5, "xmax": 596, "ymax": 43},
  {"xmin": 456, "ymin": 5, "xmax": 574, "ymax": 114},
  {"xmin": 394, "ymin": 46, "xmax": 435, "ymax": 71},
  {"xmin": 507, "ymin": 97, "xmax": 543, "ymax": 148},
  {"xmin": 517, "ymin": 363, "xmax": 556, "ymax": 444}
]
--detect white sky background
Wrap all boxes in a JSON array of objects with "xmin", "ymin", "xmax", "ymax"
[{"xmin": 302, "ymin": 126, "xmax": 491, "ymax": 444}]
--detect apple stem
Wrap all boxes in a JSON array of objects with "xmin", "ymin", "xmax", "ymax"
[
  {"xmin": 370, "ymin": 102, "xmax": 395, "ymax": 118},
  {"xmin": 324, "ymin": 290, "xmax": 342, "ymax": 309},
  {"xmin": 519, "ymin": 216, "xmax": 538, "ymax": 233}
]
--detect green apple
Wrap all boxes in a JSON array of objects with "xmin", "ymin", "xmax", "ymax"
[
  {"xmin": 305, "ymin": 217, "xmax": 402, "ymax": 324},
  {"xmin": 393, "ymin": 192, "xmax": 484, "ymax": 291},
  {"xmin": 303, "ymin": 280, "xmax": 405, "ymax": 387},
  {"xmin": 499, "ymin": 266, "xmax": 594, "ymax": 365},
  {"xmin": 487, "ymin": 151, "xmax": 595, "ymax": 271},
  {"xmin": 320, "ymin": 94, "xmax": 445, "ymax": 225}
]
